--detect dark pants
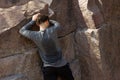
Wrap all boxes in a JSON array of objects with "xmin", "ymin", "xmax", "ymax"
[{"xmin": 42, "ymin": 63, "xmax": 74, "ymax": 80}]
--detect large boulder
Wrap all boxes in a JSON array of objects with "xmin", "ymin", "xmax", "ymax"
[
  {"xmin": 0, "ymin": 0, "xmax": 49, "ymax": 58},
  {"xmin": 51, "ymin": 0, "xmax": 120, "ymax": 80},
  {"xmin": 0, "ymin": 0, "xmax": 120, "ymax": 80},
  {"xmin": 51, "ymin": 0, "xmax": 104, "ymax": 80},
  {"xmin": 0, "ymin": 0, "xmax": 48, "ymax": 80},
  {"xmin": 98, "ymin": 0, "xmax": 120, "ymax": 80},
  {"xmin": 0, "ymin": 49, "xmax": 42, "ymax": 80}
]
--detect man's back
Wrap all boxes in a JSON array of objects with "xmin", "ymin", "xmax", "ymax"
[
  {"xmin": 19, "ymin": 20, "xmax": 67, "ymax": 66},
  {"xmin": 19, "ymin": 13, "xmax": 74, "ymax": 80}
]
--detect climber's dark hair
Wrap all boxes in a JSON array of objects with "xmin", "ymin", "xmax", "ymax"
[{"xmin": 36, "ymin": 14, "xmax": 49, "ymax": 25}]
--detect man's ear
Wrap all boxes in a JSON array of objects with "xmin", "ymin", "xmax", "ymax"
[
  {"xmin": 36, "ymin": 22, "xmax": 39, "ymax": 26},
  {"xmin": 44, "ymin": 20, "xmax": 48, "ymax": 24}
]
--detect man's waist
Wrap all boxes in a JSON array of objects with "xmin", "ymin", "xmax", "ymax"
[
  {"xmin": 43, "ymin": 52, "xmax": 62, "ymax": 63},
  {"xmin": 43, "ymin": 57, "xmax": 67, "ymax": 67}
]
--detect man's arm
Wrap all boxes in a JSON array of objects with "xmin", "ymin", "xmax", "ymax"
[
  {"xmin": 19, "ymin": 13, "xmax": 40, "ymax": 39},
  {"xmin": 50, "ymin": 20, "xmax": 61, "ymax": 30},
  {"xmin": 50, "ymin": 20, "xmax": 66, "ymax": 38},
  {"xmin": 50, "ymin": 20, "xmax": 68, "ymax": 38},
  {"xmin": 19, "ymin": 20, "xmax": 36, "ymax": 39}
]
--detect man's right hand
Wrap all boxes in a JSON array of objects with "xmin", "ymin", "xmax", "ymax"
[{"xmin": 32, "ymin": 13, "xmax": 40, "ymax": 21}]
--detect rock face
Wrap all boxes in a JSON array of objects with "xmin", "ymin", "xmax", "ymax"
[
  {"xmin": 0, "ymin": 74, "xmax": 28, "ymax": 80},
  {"xmin": 0, "ymin": 0, "xmax": 47, "ymax": 80},
  {"xmin": 0, "ymin": 0, "xmax": 120, "ymax": 80},
  {"xmin": 98, "ymin": 0, "xmax": 120, "ymax": 80}
]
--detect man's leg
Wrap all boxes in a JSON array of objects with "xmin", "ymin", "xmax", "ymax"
[
  {"xmin": 42, "ymin": 67, "xmax": 57, "ymax": 80},
  {"xmin": 57, "ymin": 63, "xmax": 74, "ymax": 80}
]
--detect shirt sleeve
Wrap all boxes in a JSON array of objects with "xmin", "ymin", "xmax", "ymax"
[
  {"xmin": 19, "ymin": 20, "xmax": 37, "ymax": 40},
  {"xmin": 50, "ymin": 20, "xmax": 61, "ymax": 30}
]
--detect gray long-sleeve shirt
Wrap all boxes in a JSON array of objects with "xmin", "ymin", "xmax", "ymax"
[{"xmin": 19, "ymin": 20, "xmax": 67, "ymax": 67}]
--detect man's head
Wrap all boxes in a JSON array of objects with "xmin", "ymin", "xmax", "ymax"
[{"xmin": 36, "ymin": 14, "xmax": 49, "ymax": 27}]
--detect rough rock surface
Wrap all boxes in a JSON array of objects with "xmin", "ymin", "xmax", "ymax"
[
  {"xmin": 0, "ymin": 0, "xmax": 120, "ymax": 80},
  {"xmin": 0, "ymin": 74, "xmax": 28, "ymax": 80},
  {"xmin": 98, "ymin": 0, "xmax": 120, "ymax": 80}
]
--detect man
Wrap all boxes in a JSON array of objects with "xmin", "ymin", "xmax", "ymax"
[{"xmin": 19, "ymin": 13, "xmax": 74, "ymax": 80}]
